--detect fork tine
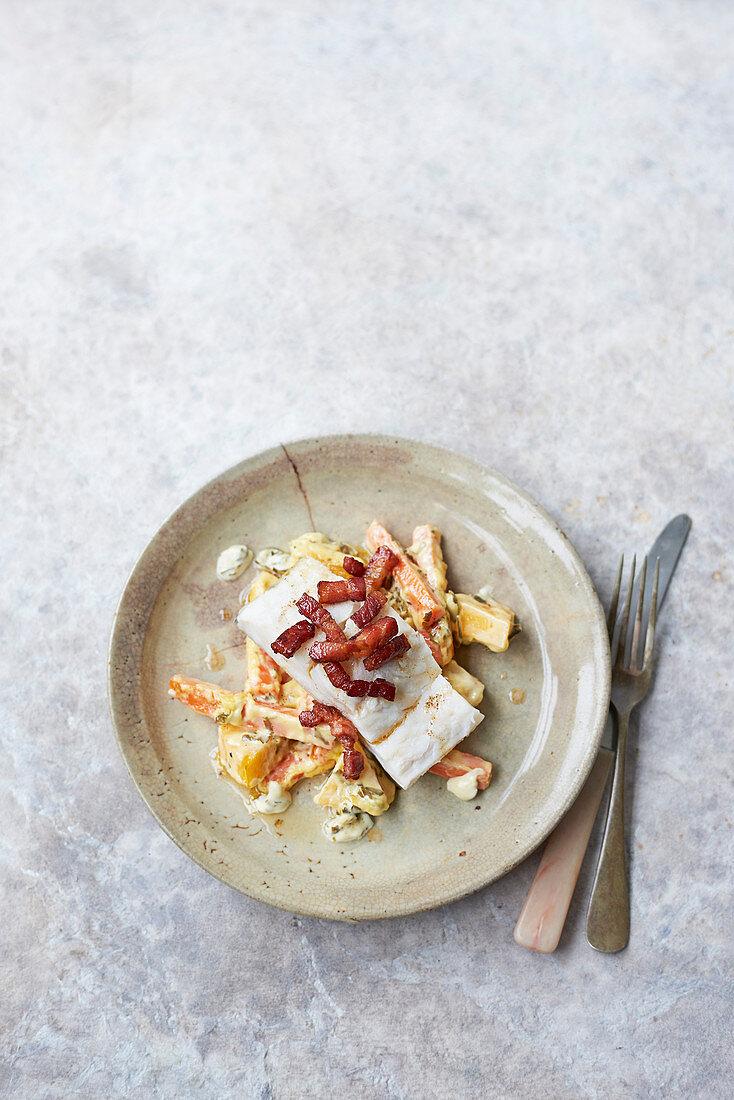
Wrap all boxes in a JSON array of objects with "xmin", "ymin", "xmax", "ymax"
[
  {"xmin": 642, "ymin": 557, "xmax": 660, "ymax": 669},
  {"xmin": 614, "ymin": 554, "xmax": 636, "ymax": 666},
  {"xmin": 607, "ymin": 556, "xmax": 624, "ymax": 639},
  {"xmin": 630, "ymin": 556, "xmax": 647, "ymax": 669}
]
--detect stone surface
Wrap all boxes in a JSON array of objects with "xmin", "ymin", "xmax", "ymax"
[{"xmin": 1, "ymin": 1, "xmax": 732, "ymax": 1097}]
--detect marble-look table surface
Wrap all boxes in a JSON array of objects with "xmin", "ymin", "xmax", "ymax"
[{"xmin": 1, "ymin": 2, "xmax": 732, "ymax": 1097}]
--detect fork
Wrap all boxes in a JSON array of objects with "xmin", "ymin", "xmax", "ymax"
[{"xmin": 586, "ymin": 554, "xmax": 660, "ymax": 952}]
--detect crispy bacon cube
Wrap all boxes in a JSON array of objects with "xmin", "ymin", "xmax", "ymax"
[
  {"xmin": 346, "ymin": 678, "xmax": 396, "ymax": 700},
  {"xmin": 342, "ymin": 749, "xmax": 364, "ymax": 780},
  {"xmin": 363, "ymin": 545, "xmax": 397, "ymax": 590},
  {"xmin": 296, "ymin": 593, "xmax": 347, "ymax": 642},
  {"xmin": 309, "ymin": 639, "xmax": 354, "ymax": 662},
  {"xmin": 363, "ymin": 633, "xmax": 410, "ymax": 670},
  {"xmin": 342, "ymin": 556, "xmax": 366, "ymax": 577},
  {"xmin": 271, "ymin": 619, "xmax": 315, "ymax": 658},
  {"xmin": 350, "ymin": 591, "xmax": 387, "ymax": 629},
  {"xmin": 350, "ymin": 616, "xmax": 399, "ymax": 659},
  {"xmin": 300, "ymin": 701, "xmax": 364, "ymax": 779},
  {"xmin": 317, "ymin": 578, "xmax": 367, "ymax": 604},
  {"xmin": 323, "ymin": 662, "xmax": 352, "ymax": 690}
]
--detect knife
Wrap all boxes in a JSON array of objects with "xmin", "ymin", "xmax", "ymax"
[{"xmin": 513, "ymin": 514, "xmax": 691, "ymax": 953}]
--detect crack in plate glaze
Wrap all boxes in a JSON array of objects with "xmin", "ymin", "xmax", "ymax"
[{"xmin": 107, "ymin": 434, "xmax": 610, "ymax": 920}]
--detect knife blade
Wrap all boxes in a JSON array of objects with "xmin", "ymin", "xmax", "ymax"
[
  {"xmin": 514, "ymin": 513, "xmax": 691, "ymax": 953},
  {"xmin": 601, "ymin": 513, "xmax": 691, "ymax": 750}
]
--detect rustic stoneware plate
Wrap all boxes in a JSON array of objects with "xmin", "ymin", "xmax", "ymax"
[{"xmin": 108, "ymin": 435, "xmax": 610, "ymax": 920}]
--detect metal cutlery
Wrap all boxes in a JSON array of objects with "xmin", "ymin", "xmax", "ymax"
[
  {"xmin": 586, "ymin": 553, "xmax": 659, "ymax": 951},
  {"xmin": 514, "ymin": 515, "xmax": 690, "ymax": 954}
]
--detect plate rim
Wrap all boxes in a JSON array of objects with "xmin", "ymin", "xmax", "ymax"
[{"xmin": 108, "ymin": 432, "xmax": 611, "ymax": 919}]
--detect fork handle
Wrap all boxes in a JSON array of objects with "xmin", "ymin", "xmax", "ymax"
[
  {"xmin": 513, "ymin": 749, "xmax": 612, "ymax": 952},
  {"xmin": 586, "ymin": 709, "xmax": 630, "ymax": 952}
]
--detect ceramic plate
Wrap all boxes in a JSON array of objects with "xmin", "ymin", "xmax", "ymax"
[{"xmin": 108, "ymin": 435, "xmax": 610, "ymax": 920}]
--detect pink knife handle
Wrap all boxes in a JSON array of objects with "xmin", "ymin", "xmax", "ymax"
[{"xmin": 513, "ymin": 750, "xmax": 612, "ymax": 953}]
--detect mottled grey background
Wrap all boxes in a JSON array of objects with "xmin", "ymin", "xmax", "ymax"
[{"xmin": 1, "ymin": 1, "xmax": 732, "ymax": 1097}]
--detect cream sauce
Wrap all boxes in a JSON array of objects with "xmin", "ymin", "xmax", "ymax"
[
  {"xmin": 217, "ymin": 544, "xmax": 253, "ymax": 581},
  {"xmin": 475, "ymin": 585, "xmax": 495, "ymax": 604},
  {"xmin": 443, "ymin": 660, "xmax": 485, "ymax": 706},
  {"xmin": 251, "ymin": 782, "xmax": 292, "ymax": 815},
  {"xmin": 322, "ymin": 810, "xmax": 373, "ymax": 843},
  {"xmin": 254, "ymin": 547, "xmax": 291, "ymax": 575},
  {"xmin": 447, "ymin": 768, "xmax": 483, "ymax": 801}
]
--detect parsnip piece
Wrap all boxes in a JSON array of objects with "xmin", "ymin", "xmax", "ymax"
[
  {"xmin": 454, "ymin": 592, "xmax": 515, "ymax": 652},
  {"xmin": 315, "ymin": 753, "xmax": 395, "ymax": 816},
  {"xmin": 289, "ymin": 532, "xmax": 367, "ymax": 579},
  {"xmin": 244, "ymin": 696, "xmax": 333, "ymax": 748},
  {"xmin": 407, "ymin": 524, "xmax": 448, "ymax": 596},
  {"xmin": 443, "ymin": 660, "xmax": 485, "ymax": 706}
]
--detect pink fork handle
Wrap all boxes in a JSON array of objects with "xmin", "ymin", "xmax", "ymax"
[{"xmin": 513, "ymin": 750, "xmax": 612, "ymax": 953}]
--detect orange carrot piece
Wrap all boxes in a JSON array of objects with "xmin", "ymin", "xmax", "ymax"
[
  {"xmin": 169, "ymin": 675, "xmax": 243, "ymax": 721},
  {"xmin": 408, "ymin": 524, "xmax": 448, "ymax": 596},
  {"xmin": 429, "ymin": 750, "xmax": 492, "ymax": 788},
  {"xmin": 245, "ymin": 638, "xmax": 282, "ymax": 698},
  {"xmin": 365, "ymin": 520, "xmax": 445, "ymax": 628}
]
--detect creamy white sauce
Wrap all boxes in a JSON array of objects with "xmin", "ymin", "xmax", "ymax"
[
  {"xmin": 254, "ymin": 547, "xmax": 291, "ymax": 575},
  {"xmin": 443, "ymin": 660, "xmax": 484, "ymax": 706},
  {"xmin": 209, "ymin": 750, "xmax": 286, "ymax": 826},
  {"xmin": 251, "ymin": 782, "xmax": 292, "ymax": 815},
  {"xmin": 217, "ymin": 544, "xmax": 253, "ymax": 581},
  {"xmin": 322, "ymin": 810, "xmax": 373, "ymax": 843},
  {"xmin": 204, "ymin": 643, "xmax": 224, "ymax": 671},
  {"xmin": 475, "ymin": 585, "xmax": 495, "ymax": 604},
  {"xmin": 447, "ymin": 768, "xmax": 483, "ymax": 801}
]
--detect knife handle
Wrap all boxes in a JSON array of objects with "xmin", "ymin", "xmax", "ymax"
[
  {"xmin": 586, "ymin": 710, "xmax": 630, "ymax": 952},
  {"xmin": 514, "ymin": 750, "xmax": 612, "ymax": 953}
]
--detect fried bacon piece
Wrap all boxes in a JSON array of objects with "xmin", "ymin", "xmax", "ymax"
[
  {"xmin": 350, "ymin": 616, "xmax": 399, "ymax": 659},
  {"xmin": 317, "ymin": 578, "xmax": 367, "ymax": 604},
  {"xmin": 342, "ymin": 556, "xmax": 366, "ymax": 577},
  {"xmin": 343, "ymin": 679, "xmax": 369, "ymax": 697},
  {"xmin": 296, "ymin": 593, "xmax": 347, "ymax": 642},
  {"xmin": 317, "ymin": 656, "xmax": 397, "ymax": 702},
  {"xmin": 299, "ymin": 701, "xmax": 364, "ymax": 779},
  {"xmin": 323, "ymin": 661, "xmax": 351, "ymax": 690},
  {"xmin": 271, "ymin": 619, "xmax": 315, "ymax": 657},
  {"xmin": 309, "ymin": 639, "xmax": 354, "ymax": 662},
  {"xmin": 363, "ymin": 633, "xmax": 410, "ymax": 671},
  {"xmin": 363, "ymin": 545, "xmax": 397, "ymax": 590},
  {"xmin": 350, "ymin": 590, "xmax": 387, "ymax": 628},
  {"xmin": 345, "ymin": 678, "xmax": 396, "ymax": 701},
  {"xmin": 310, "ymin": 616, "xmax": 399, "ymax": 663},
  {"xmin": 342, "ymin": 749, "xmax": 364, "ymax": 781}
]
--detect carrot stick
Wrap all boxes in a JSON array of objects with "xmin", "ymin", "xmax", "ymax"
[
  {"xmin": 429, "ymin": 750, "xmax": 492, "ymax": 788},
  {"xmin": 365, "ymin": 520, "xmax": 445, "ymax": 629}
]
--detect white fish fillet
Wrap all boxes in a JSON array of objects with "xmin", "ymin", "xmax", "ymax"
[
  {"xmin": 236, "ymin": 557, "xmax": 483, "ymax": 787},
  {"xmin": 367, "ymin": 676, "xmax": 484, "ymax": 788}
]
